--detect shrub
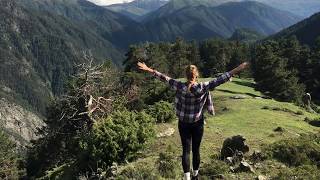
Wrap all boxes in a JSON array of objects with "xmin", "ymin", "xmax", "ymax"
[
  {"xmin": 156, "ymin": 145, "xmax": 180, "ymax": 178},
  {"xmin": 307, "ymin": 117, "xmax": 320, "ymax": 127},
  {"xmin": 146, "ymin": 101, "xmax": 176, "ymax": 123},
  {"xmin": 201, "ymin": 157, "xmax": 229, "ymax": 178},
  {"xmin": 0, "ymin": 130, "xmax": 22, "ymax": 179},
  {"xmin": 273, "ymin": 165, "xmax": 320, "ymax": 180},
  {"xmin": 295, "ymin": 110, "xmax": 304, "ymax": 115},
  {"xmin": 265, "ymin": 134, "xmax": 320, "ymax": 167},
  {"xmin": 117, "ymin": 164, "xmax": 160, "ymax": 179},
  {"xmin": 79, "ymin": 110, "xmax": 155, "ymax": 171}
]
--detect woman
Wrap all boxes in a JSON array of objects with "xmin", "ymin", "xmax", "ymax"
[{"xmin": 137, "ymin": 62, "xmax": 249, "ymax": 179}]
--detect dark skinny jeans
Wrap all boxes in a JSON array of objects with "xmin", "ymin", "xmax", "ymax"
[{"xmin": 178, "ymin": 117, "xmax": 204, "ymax": 173}]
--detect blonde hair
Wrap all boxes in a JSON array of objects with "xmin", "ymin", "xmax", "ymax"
[{"xmin": 185, "ymin": 65, "xmax": 199, "ymax": 92}]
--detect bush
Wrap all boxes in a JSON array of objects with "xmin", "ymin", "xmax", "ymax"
[
  {"xmin": 146, "ymin": 101, "xmax": 176, "ymax": 123},
  {"xmin": 117, "ymin": 164, "xmax": 161, "ymax": 179},
  {"xmin": 156, "ymin": 145, "xmax": 180, "ymax": 178},
  {"xmin": 0, "ymin": 130, "xmax": 22, "ymax": 179},
  {"xmin": 295, "ymin": 110, "xmax": 304, "ymax": 115},
  {"xmin": 201, "ymin": 157, "xmax": 229, "ymax": 178},
  {"xmin": 79, "ymin": 110, "xmax": 155, "ymax": 171},
  {"xmin": 265, "ymin": 134, "xmax": 320, "ymax": 167},
  {"xmin": 273, "ymin": 165, "xmax": 320, "ymax": 180}
]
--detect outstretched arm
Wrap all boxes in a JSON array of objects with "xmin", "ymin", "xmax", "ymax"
[
  {"xmin": 137, "ymin": 62, "xmax": 181, "ymax": 91},
  {"xmin": 204, "ymin": 62, "xmax": 249, "ymax": 91},
  {"xmin": 228, "ymin": 62, "xmax": 249, "ymax": 77}
]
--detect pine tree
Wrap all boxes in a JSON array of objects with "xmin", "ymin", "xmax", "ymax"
[
  {"xmin": 252, "ymin": 40, "xmax": 305, "ymax": 103},
  {"xmin": 168, "ymin": 37, "xmax": 189, "ymax": 78}
]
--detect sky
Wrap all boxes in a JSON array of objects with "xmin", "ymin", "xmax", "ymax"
[{"xmin": 88, "ymin": 0, "xmax": 134, "ymax": 6}]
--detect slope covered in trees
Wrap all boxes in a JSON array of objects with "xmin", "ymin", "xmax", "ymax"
[
  {"xmin": 17, "ymin": 0, "xmax": 151, "ymax": 49},
  {"xmin": 229, "ymin": 28, "xmax": 265, "ymax": 43},
  {"xmin": 271, "ymin": 12, "xmax": 320, "ymax": 46},
  {"xmin": 142, "ymin": 1, "xmax": 301, "ymax": 41},
  {"xmin": 253, "ymin": 36, "xmax": 320, "ymax": 103},
  {"xmin": 141, "ymin": 0, "xmax": 242, "ymax": 22},
  {"xmin": 0, "ymin": 0, "xmax": 122, "ymax": 114}
]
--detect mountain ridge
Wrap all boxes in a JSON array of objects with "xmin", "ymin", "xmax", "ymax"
[
  {"xmin": 142, "ymin": 1, "xmax": 301, "ymax": 41},
  {"xmin": 270, "ymin": 12, "xmax": 320, "ymax": 46}
]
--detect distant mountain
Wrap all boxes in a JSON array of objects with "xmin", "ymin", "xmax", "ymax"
[
  {"xmin": 141, "ymin": 0, "xmax": 241, "ymax": 22},
  {"xmin": 140, "ymin": 0, "xmax": 320, "ymax": 21},
  {"xmin": 105, "ymin": 0, "xmax": 169, "ymax": 21},
  {"xmin": 270, "ymin": 12, "xmax": 320, "ymax": 46},
  {"xmin": 143, "ymin": 1, "xmax": 301, "ymax": 41},
  {"xmin": 256, "ymin": 0, "xmax": 320, "ymax": 18},
  {"xmin": 17, "ymin": 0, "xmax": 150, "ymax": 49}
]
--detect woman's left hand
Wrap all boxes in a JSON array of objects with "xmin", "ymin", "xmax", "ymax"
[
  {"xmin": 137, "ymin": 62, "xmax": 154, "ymax": 73},
  {"xmin": 238, "ymin": 62, "xmax": 250, "ymax": 70}
]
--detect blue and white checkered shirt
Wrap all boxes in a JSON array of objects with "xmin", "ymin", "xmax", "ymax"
[{"xmin": 153, "ymin": 71, "xmax": 231, "ymax": 123}]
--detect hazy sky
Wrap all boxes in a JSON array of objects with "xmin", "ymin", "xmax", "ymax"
[{"xmin": 88, "ymin": 0, "xmax": 134, "ymax": 6}]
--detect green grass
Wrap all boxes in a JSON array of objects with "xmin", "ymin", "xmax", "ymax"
[{"xmin": 119, "ymin": 78, "xmax": 320, "ymax": 179}]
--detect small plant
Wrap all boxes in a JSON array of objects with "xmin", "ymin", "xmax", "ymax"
[
  {"xmin": 272, "ymin": 107, "xmax": 281, "ymax": 111},
  {"xmin": 156, "ymin": 145, "xmax": 180, "ymax": 178},
  {"xmin": 295, "ymin": 110, "xmax": 304, "ymax": 115},
  {"xmin": 79, "ymin": 110, "xmax": 155, "ymax": 170},
  {"xmin": 265, "ymin": 134, "xmax": 320, "ymax": 167},
  {"xmin": 273, "ymin": 165, "xmax": 320, "ymax": 180},
  {"xmin": 146, "ymin": 100, "xmax": 176, "ymax": 123},
  {"xmin": 117, "ymin": 164, "xmax": 160, "ymax": 179},
  {"xmin": 304, "ymin": 117, "xmax": 320, "ymax": 127},
  {"xmin": 0, "ymin": 130, "xmax": 22, "ymax": 179},
  {"xmin": 201, "ymin": 156, "xmax": 229, "ymax": 178}
]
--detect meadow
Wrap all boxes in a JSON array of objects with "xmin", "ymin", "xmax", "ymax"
[{"xmin": 117, "ymin": 77, "xmax": 320, "ymax": 179}]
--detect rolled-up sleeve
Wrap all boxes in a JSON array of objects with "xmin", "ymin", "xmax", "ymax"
[
  {"xmin": 203, "ymin": 72, "xmax": 231, "ymax": 91},
  {"xmin": 153, "ymin": 71, "xmax": 181, "ymax": 91}
]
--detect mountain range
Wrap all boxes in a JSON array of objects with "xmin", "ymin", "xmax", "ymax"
[
  {"xmin": 142, "ymin": 1, "xmax": 301, "ymax": 41},
  {"xmin": 106, "ymin": 0, "xmax": 169, "ymax": 21},
  {"xmin": 106, "ymin": 0, "xmax": 320, "ymax": 21}
]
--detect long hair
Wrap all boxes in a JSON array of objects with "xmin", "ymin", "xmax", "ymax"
[{"xmin": 185, "ymin": 65, "xmax": 199, "ymax": 92}]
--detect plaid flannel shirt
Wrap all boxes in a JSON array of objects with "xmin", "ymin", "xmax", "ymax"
[{"xmin": 153, "ymin": 71, "xmax": 231, "ymax": 123}]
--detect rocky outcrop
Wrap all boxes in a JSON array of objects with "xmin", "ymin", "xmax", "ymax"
[
  {"xmin": 221, "ymin": 135, "xmax": 249, "ymax": 159},
  {"xmin": 0, "ymin": 98, "xmax": 44, "ymax": 147}
]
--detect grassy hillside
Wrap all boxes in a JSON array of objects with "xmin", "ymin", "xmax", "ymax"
[{"xmin": 117, "ymin": 77, "xmax": 320, "ymax": 178}]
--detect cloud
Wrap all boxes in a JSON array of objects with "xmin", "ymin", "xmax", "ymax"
[{"xmin": 88, "ymin": 0, "xmax": 134, "ymax": 6}]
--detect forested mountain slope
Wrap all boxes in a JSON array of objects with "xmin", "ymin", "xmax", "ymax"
[
  {"xmin": 143, "ymin": 1, "xmax": 301, "ymax": 41},
  {"xmin": 17, "ymin": 0, "xmax": 151, "ymax": 49},
  {"xmin": 1, "ymin": 0, "xmax": 125, "ymax": 112},
  {"xmin": 271, "ymin": 12, "xmax": 320, "ymax": 46}
]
